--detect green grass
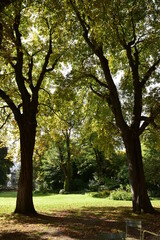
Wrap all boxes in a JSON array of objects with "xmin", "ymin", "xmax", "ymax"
[
  {"xmin": 0, "ymin": 191, "xmax": 160, "ymax": 240},
  {"xmin": 34, "ymin": 193, "xmax": 133, "ymax": 213},
  {"xmin": 0, "ymin": 191, "xmax": 160, "ymax": 215}
]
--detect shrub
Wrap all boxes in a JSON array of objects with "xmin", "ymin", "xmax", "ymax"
[
  {"xmin": 110, "ymin": 185, "xmax": 132, "ymax": 201},
  {"xmin": 91, "ymin": 190, "xmax": 110, "ymax": 198},
  {"xmin": 88, "ymin": 179, "xmax": 100, "ymax": 191},
  {"xmin": 71, "ymin": 179, "xmax": 88, "ymax": 192}
]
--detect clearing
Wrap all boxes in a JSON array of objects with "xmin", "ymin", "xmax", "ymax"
[{"xmin": 0, "ymin": 192, "xmax": 159, "ymax": 239}]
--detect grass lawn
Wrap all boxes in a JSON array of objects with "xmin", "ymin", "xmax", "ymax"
[{"xmin": 0, "ymin": 191, "xmax": 160, "ymax": 239}]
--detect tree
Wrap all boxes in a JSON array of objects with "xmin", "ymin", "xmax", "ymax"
[
  {"xmin": 143, "ymin": 127, "xmax": 160, "ymax": 196},
  {"xmin": 0, "ymin": 0, "xmax": 63, "ymax": 214},
  {"xmin": 0, "ymin": 145, "xmax": 12, "ymax": 187},
  {"xmin": 68, "ymin": 0, "xmax": 160, "ymax": 213},
  {"xmin": 39, "ymin": 81, "xmax": 86, "ymax": 191}
]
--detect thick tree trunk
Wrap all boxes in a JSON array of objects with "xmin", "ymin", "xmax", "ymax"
[
  {"xmin": 122, "ymin": 130, "xmax": 155, "ymax": 213},
  {"xmin": 14, "ymin": 120, "xmax": 37, "ymax": 215}
]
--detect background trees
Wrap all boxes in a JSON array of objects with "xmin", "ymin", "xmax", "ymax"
[{"xmin": 0, "ymin": 146, "xmax": 12, "ymax": 187}]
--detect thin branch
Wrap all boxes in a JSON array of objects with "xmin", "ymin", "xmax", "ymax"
[
  {"xmin": 9, "ymin": 60, "xmax": 16, "ymax": 69},
  {"xmin": 139, "ymin": 107, "xmax": 160, "ymax": 134},
  {"xmin": 35, "ymin": 30, "xmax": 52, "ymax": 91},
  {"xmin": 40, "ymin": 103, "xmax": 71, "ymax": 126},
  {"xmin": 0, "ymin": 89, "xmax": 20, "ymax": 120},
  {"xmin": 69, "ymin": 0, "xmax": 102, "ymax": 55},
  {"xmin": 129, "ymin": 11, "xmax": 136, "ymax": 47},
  {"xmin": 90, "ymin": 84, "xmax": 106, "ymax": 99},
  {"xmin": 141, "ymin": 58, "xmax": 160, "ymax": 87},
  {"xmin": 39, "ymin": 87, "xmax": 52, "ymax": 98},
  {"xmin": 46, "ymin": 54, "xmax": 62, "ymax": 72},
  {"xmin": 13, "ymin": 13, "xmax": 22, "ymax": 54},
  {"xmin": 85, "ymin": 73, "xmax": 108, "ymax": 88},
  {"xmin": 0, "ymin": 113, "xmax": 11, "ymax": 129},
  {"xmin": 0, "ymin": 105, "xmax": 9, "ymax": 109},
  {"xmin": 13, "ymin": 12, "xmax": 30, "ymax": 100},
  {"xmin": 28, "ymin": 55, "xmax": 34, "ymax": 91}
]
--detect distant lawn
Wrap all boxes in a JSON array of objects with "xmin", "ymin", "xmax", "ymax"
[{"xmin": 0, "ymin": 191, "xmax": 160, "ymax": 214}]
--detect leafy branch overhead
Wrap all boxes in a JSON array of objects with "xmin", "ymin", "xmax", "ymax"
[{"xmin": 0, "ymin": 3, "xmax": 63, "ymax": 121}]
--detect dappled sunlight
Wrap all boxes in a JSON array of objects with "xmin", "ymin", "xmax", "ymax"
[{"xmin": 0, "ymin": 204, "xmax": 160, "ymax": 239}]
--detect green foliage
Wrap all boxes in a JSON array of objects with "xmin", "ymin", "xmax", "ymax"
[
  {"xmin": 110, "ymin": 185, "xmax": 132, "ymax": 201},
  {"xmin": 0, "ymin": 146, "xmax": 12, "ymax": 186},
  {"xmin": 90, "ymin": 190, "xmax": 110, "ymax": 198},
  {"xmin": 35, "ymin": 144, "xmax": 64, "ymax": 192},
  {"xmin": 71, "ymin": 178, "xmax": 88, "ymax": 192},
  {"xmin": 142, "ymin": 128, "xmax": 160, "ymax": 196}
]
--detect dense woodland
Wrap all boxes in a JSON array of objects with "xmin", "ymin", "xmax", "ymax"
[{"xmin": 0, "ymin": 0, "xmax": 160, "ymax": 215}]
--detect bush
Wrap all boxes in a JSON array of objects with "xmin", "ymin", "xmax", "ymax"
[
  {"xmin": 110, "ymin": 185, "xmax": 132, "ymax": 201},
  {"xmin": 88, "ymin": 179, "xmax": 100, "ymax": 191},
  {"xmin": 102, "ymin": 177, "xmax": 119, "ymax": 190},
  {"xmin": 91, "ymin": 190, "xmax": 110, "ymax": 198},
  {"xmin": 71, "ymin": 178, "xmax": 88, "ymax": 192}
]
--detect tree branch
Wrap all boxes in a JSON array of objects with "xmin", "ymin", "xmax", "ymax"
[
  {"xmin": 85, "ymin": 73, "xmax": 108, "ymax": 88},
  {"xmin": 90, "ymin": 84, "xmax": 113, "ymax": 110},
  {"xmin": 139, "ymin": 106, "xmax": 160, "ymax": 135},
  {"xmin": 90, "ymin": 84, "xmax": 106, "ymax": 99},
  {"xmin": 46, "ymin": 54, "xmax": 62, "ymax": 73},
  {"xmin": 141, "ymin": 58, "xmax": 160, "ymax": 87},
  {"xmin": 0, "ymin": 113, "xmax": 11, "ymax": 129},
  {"xmin": 69, "ymin": 0, "xmax": 102, "ymax": 55},
  {"xmin": 0, "ymin": 89, "xmax": 20, "ymax": 122},
  {"xmin": 13, "ymin": 12, "xmax": 31, "ymax": 100},
  {"xmin": 28, "ymin": 55, "xmax": 34, "ymax": 91},
  {"xmin": 39, "ymin": 87, "xmax": 52, "ymax": 98},
  {"xmin": 35, "ymin": 31, "xmax": 52, "ymax": 91}
]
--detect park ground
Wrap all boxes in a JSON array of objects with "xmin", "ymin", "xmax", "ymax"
[{"xmin": 0, "ymin": 192, "xmax": 160, "ymax": 239}]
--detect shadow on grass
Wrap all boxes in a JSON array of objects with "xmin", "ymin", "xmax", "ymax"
[
  {"xmin": 0, "ymin": 191, "xmax": 17, "ymax": 198},
  {"xmin": 0, "ymin": 229, "xmax": 76, "ymax": 240},
  {"xmin": 0, "ymin": 206, "xmax": 160, "ymax": 239},
  {"xmin": 0, "ymin": 231, "xmax": 38, "ymax": 240}
]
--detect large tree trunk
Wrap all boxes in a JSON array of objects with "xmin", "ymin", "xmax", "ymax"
[
  {"xmin": 122, "ymin": 130, "xmax": 155, "ymax": 213},
  {"xmin": 14, "ymin": 118, "xmax": 37, "ymax": 215}
]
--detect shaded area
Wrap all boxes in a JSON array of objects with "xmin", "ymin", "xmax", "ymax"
[{"xmin": 0, "ymin": 206, "xmax": 160, "ymax": 239}]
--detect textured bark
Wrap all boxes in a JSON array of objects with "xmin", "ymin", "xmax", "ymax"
[
  {"xmin": 122, "ymin": 130, "xmax": 155, "ymax": 213},
  {"xmin": 14, "ymin": 115, "xmax": 37, "ymax": 215}
]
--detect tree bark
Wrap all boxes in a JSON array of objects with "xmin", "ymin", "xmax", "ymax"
[
  {"xmin": 58, "ymin": 131, "xmax": 72, "ymax": 192},
  {"xmin": 93, "ymin": 148, "xmax": 104, "ymax": 182},
  {"xmin": 14, "ymin": 114, "xmax": 37, "ymax": 215},
  {"xmin": 58, "ymin": 144, "xmax": 71, "ymax": 192},
  {"xmin": 122, "ymin": 130, "xmax": 155, "ymax": 213}
]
